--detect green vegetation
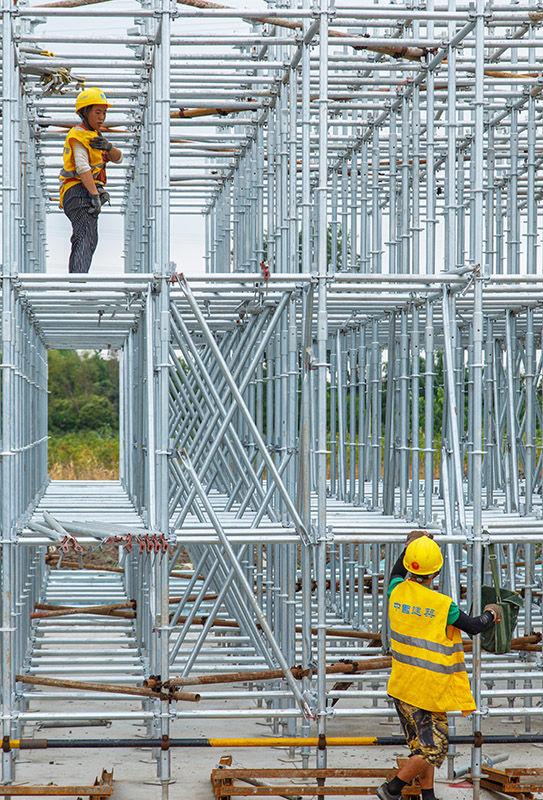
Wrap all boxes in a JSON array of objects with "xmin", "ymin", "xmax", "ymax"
[
  {"xmin": 48, "ymin": 431, "xmax": 119, "ymax": 480},
  {"xmin": 48, "ymin": 350, "xmax": 119, "ymax": 479},
  {"xmin": 48, "ymin": 349, "xmax": 118, "ymax": 433}
]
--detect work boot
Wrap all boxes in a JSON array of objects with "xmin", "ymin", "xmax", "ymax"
[{"xmin": 375, "ymin": 784, "xmax": 401, "ymax": 800}]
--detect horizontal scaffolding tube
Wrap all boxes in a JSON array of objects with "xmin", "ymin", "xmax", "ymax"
[{"xmin": 9, "ymin": 734, "xmax": 543, "ymax": 750}]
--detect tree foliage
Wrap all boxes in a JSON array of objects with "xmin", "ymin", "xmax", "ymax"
[{"xmin": 48, "ymin": 350, "xmax": 119, "ymax": 434}]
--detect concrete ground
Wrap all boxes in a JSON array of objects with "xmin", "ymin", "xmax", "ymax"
[{"xmin": 13, "ymin": 687, "xmax": 543, "ymax": 799}]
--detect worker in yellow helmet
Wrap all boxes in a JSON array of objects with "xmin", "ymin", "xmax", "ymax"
[
  {"xmin": 376, "ymin": 532, "xmax": 502, "ymax": 800},
  {"xmin": 59, "ymin": 87, "xmax": 123, "ymax": 273}
]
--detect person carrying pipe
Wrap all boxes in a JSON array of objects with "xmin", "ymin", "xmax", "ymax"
[
  {"xmin": 59, "ymin": 87, "xmax": 123, "ymax": 273},
  {"xmin": 376, "ymin": 532, "xmax": 502, "ymax": 800}
]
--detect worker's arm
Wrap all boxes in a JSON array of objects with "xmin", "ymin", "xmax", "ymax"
[
  {"xmin": 387, "ymin": 549, "xmax": 408, "ymax": 599},
  {"xmin": 73, "ymin": 141, "xmax": 99, "ymax": 196},
  {"xmin": 89, "ymin": 135, "xmax": 123, "ymax": 163},
  {"xmin": 107, "ymin": 145, "xmax": 122, "ymax": 163},
  {"xmin": 390, "ymin": 550, "xmax": 407, "ymax": 583},
  {"xmin": 452, "ymin": 608, "xmax": 495, "ymax": 635},
  {"xmin": 79, "ymin": 169, "xmax": 99, "ymax": 196}
]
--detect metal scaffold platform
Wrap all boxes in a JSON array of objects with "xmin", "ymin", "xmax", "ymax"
[{"xmin": 3, "ymin": 1, "xmax": 543, "ymax": 799}]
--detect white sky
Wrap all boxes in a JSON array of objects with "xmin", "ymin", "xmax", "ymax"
[{"xmin": 46, "ymin": 208, "xmax": 207, "ymax": 275}]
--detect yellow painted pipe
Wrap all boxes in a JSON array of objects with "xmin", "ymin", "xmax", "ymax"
[{"xmin": 207, "ymin": 737, "xmax": 379, "ymax": 747}]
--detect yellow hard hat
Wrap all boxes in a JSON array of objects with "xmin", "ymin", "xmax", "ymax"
[
  {"xmin": 75, "ymin": 87, "xmax": 112, "ymax": 112},
  {"xmin": 403, "ymin": 535, "xmax": 443, "ymax": 576}
]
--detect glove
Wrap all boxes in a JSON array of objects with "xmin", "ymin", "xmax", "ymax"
[
  {"xmin": 90, "ymin": 135, "xmax": 113, "ymax": 152},
  {"xmin": 483, "ymin": 603, "xmax": 503, "ymax": 623},
  {"xmin": 406, "ymin": 530, "xmax": 433, "ymax": 546},
  {"xmin": 98, "ymin": 190, "xmax": 111, "ymax": 207},
  {"xmin": 88, "ymin": 194, "xmax": 101, "ymax": 216}
]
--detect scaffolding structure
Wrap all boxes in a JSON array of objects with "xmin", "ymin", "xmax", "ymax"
[{"xmin": 2, "ymin": 1, "xmax": 543, "ymax": 798}]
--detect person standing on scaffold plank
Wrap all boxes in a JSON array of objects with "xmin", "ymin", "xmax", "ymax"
[{"xmin": 59, "ymin": 87, "xmax": 123, "ymax": 273}]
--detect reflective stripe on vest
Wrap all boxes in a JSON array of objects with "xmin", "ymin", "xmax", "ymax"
[
  {"xmin": 390, "ymin": 629, "xmax": 464, "ymax": 656},
  {"xmin": 387, "ymin": 579, "xmax": 476, "ymax": 714},
  {"xmin": 391, "ymin": 648, "xmax": 468, "ymax": 674},
  {"xmin": 60, "ymin": 161, "xmax": 105, "ymax": 179}
]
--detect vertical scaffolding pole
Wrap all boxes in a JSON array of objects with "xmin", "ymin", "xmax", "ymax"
[
  {"xmin": 1, "ymin": 0, "xmax": 17, "ymax": 783},
  {"xmin": 299, "ymin": 6, "xmax": 314, "ymax": 758},
  {"xmin": 298, "ymin": 284, "xmax": 314, "ymax": 768},
  {"xmin": 525, "ymin": 42, "xmax": 537, "ymax": 514},
  {"xmin": 316, "ymin": 0, "xmax": 328, "ymax": 774},
  {"xmin": 424, "ymin": 0, "xmax": 436, "ymax": 525},
  {"xmin": 470, "ymin": 1, "xmax": 485, "ymax": 795},
  {"xmin": 150, "ymin": 0, "xmax": 172, "ymax": 790}
]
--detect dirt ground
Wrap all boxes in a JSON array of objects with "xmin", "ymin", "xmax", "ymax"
[{"xmin": 46, "ymin": 544, "xmax": 192, "ymax": 570}]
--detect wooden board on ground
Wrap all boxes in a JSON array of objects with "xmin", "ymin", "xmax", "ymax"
[
  {"xmin": 0, "ymin": 768, "xmax": 114, "ymax": 800},
  {"xmin": 210, "ymin": 759, "xmax": 421, "ymax": 799}
]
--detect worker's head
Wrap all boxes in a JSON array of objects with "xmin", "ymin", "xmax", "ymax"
[
  {"xmin": 403, "ymin": 535, "xmax": 443, "ymax": 583},
  {"xmin": 75, "ymin": 87, "xmax": 112, "ymax": 131}
]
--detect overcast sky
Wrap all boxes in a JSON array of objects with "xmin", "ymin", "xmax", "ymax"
[{"xmin": 46, "ymin": 207, "xmax": 207, "ymax": 275}]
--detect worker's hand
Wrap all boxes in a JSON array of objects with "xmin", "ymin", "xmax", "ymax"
[
  {"xmin": 99, "ymin": 190, "xmax": 111, "ymax": 208},
  {"xmin": 88, "ymin": 195, "xmax": 101, "ymax": 216},
  {"xmin": 406, "ymin": 530, "xmax": 433, "ymax": 546},
  {"xmin": 483, "ymin": 603, "xmax": 503, "ymax": 623},
  {"xmin": 90, "ymin": 135, "xmax": 113, "ymax": 152}
]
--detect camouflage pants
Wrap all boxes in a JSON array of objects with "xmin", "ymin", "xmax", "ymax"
[{"xmin": 392, "ymin": 697, "xmax": 449, "ymax": 768}]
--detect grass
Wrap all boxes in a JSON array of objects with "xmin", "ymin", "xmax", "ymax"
[{"xmin": 48, "ymin": 431, "xmax": 119, "ymax": 480}]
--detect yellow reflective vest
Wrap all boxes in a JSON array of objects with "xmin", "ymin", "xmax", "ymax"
[
  {"xmin": 387, "ymin": 579, "xmax": 476, "ymax": 714},
  {"xmin": 59, "ymin": 126, "xmax": 107, "ymax": 208}
]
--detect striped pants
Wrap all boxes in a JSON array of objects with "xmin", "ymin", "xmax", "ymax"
[{"xmin": 63, "ymin": 184, "xmax": 99, "ymax": 273}]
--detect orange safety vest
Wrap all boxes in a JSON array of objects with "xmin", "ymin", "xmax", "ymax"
[
  {"xmin": 59, "ymin": 126, "xmax": 108, "ymax": 208},
  {"xmin": 387, "ymin": 579, "xmax": 476, "ymax": 715}
]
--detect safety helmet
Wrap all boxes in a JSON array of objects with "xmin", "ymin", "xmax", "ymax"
[
  {"xmin": 75, "ymin": 87, "xmax": 112, "ymax": 112},
  {"xmin": 403, "ymin": 535, "xmax": 443, "ymax": 576}
]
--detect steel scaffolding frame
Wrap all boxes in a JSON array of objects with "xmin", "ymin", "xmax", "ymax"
[{"xmin": 3, "ymin": 1, "xmax": 543, "ymax": 799}]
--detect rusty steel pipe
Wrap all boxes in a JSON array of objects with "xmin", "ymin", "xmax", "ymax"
[
  {"xmin": 462, "ymin": 633, "xmax": 542, "ymax": 653},
  {"xmin": 15, "ymin": 674, "xmax": 200, "ymax": 702},
  {"xmin": 169, "ymin": 594, "xmax": 218, "ymax": 603},
  {"xmin": 0, "ymin": 787, "xmax": 113, "ymax": 796},
  {"xmin": 148, "ymin": 657, "xmax": 394, "ymax": 689},
  {"xmin": 30, "ymin": 601, "xmax": 136, "ymax": 619},
  {"xmin": 45, "ymin": 557, "xmax": 124, "ymax": 574}
]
